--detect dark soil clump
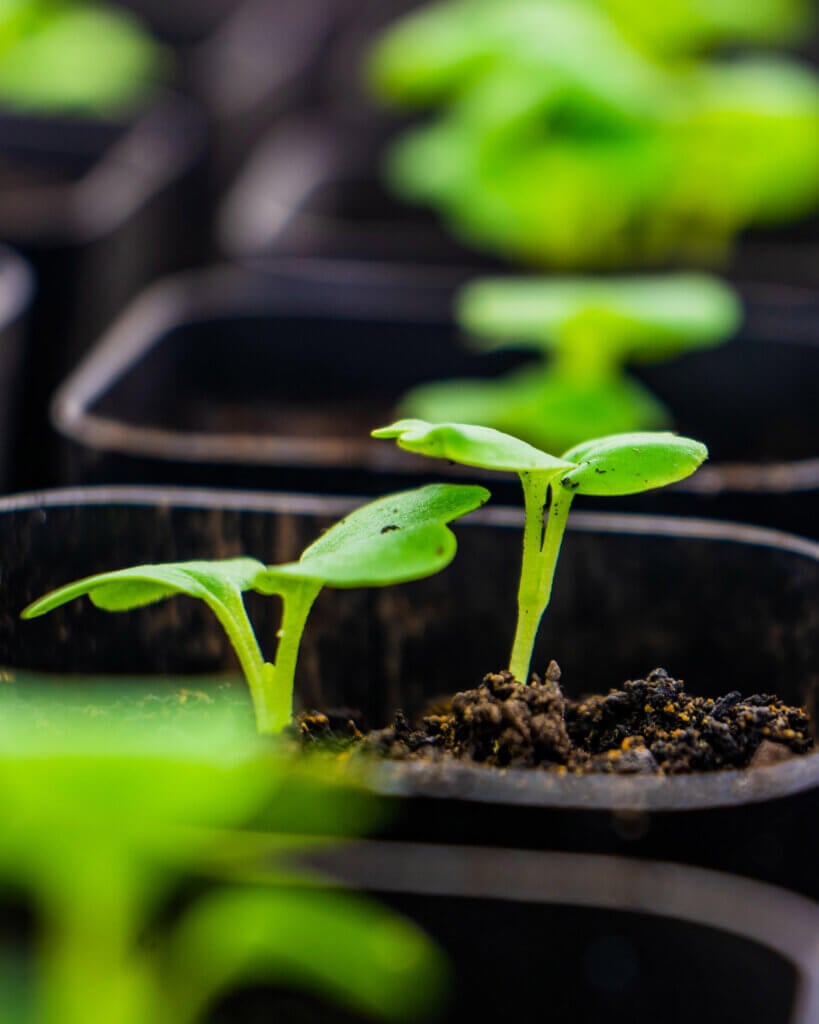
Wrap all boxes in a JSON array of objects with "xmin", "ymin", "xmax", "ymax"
[{"xmin": 294, "ymin": 663, "xmax": 813, "ymax": 775}]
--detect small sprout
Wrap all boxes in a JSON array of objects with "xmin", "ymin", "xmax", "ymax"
[
  {"xmin": 374, "ymin": 420, "xmax": 706, "ymax": 684},
  {"xmin": 402, "ymin": 273, "xmax": 740, "ymax": 451},
  {"xmin": 22, "ymin": 484, "xmax": 488, "ymax": 734}
]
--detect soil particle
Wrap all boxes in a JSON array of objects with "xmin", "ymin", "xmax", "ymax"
[{"xmin": 294, "ymin": 664, "xmax": 813, "ymax": 775}]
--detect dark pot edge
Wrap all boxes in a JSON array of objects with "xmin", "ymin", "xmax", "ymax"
[
  {"xmin": 3, "ymin": 483, "xmax": 819, "ymax": 813},
  {"xmin": 48, "ymin": 261, "xmax": 819, "ymax": 498},
  {"xmin": 309, "ymin": 841, "xmax": 819, "ymax": 1024},
  {"xmin": 0, "ymin": 244, "xmax": 34, "ymax": 327},
  {"xmin": 0, "ymin": 90, "xmax": 206, "ymax": 245}
]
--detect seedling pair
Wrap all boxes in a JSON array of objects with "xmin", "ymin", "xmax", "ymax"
[
  {"xmin": 404, "ymin": 273, "xmax": 740, "ymax": 451},
  {"xmin": 24, "ymin": 426, "xmax": 706, "ymax": 733}
]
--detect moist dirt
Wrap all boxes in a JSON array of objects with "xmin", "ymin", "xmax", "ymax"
[{"xmin": 294, "ymin": 663, "xmax": 813, "ymax": 775}]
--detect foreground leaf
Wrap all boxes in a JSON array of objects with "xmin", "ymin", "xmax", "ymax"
[
  {"xmin": 560, "ymin": 431, "xmax": 708, "ymax": 495},
  {"xmin": 258, "ymin": 483, "xmax": 489, "ymax": 590},
  {"xmin": 373, "ymin": 419, "xmax": 574, "ymax": 474}
]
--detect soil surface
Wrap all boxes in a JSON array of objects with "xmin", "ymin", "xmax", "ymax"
[{"xmin": 294, "ymin": 664, "xmax": 813, "ymax": 775}]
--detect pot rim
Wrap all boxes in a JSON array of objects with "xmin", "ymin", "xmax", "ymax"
[
  {"xmin": 49, "ymin": 261, "xmax": 819, "ymax": 496},
  {"xmin": 0, "ymin": 244, "xmax": 34, "ymax": 328},
  {"xmin": 4, "ymin": 483, "xmax": 819, "ymax": 812},
  {"xmin": 0, "ymin": 92, "xmax": 205, "ymax": 244},
  {"xmin": 308, "ymin": 841, "xmax": 819, "ymax": 1024}
]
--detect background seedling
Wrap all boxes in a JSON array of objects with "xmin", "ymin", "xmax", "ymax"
[
  {"xmin": 22, "ymin": 484, "xmax": 489, "ymax": 734},
  {"xmin": 402, "ymin": 273, "xmax": 741, "ymax": 451},
  {"xmin": 368, "ymin": 1, "xmax": 819, "ymax": 266},
  {"xmin": 0, "ymin": 1, "xmax": 165, "ymax": 115},
  {"xmin": 374, "ymin": 421, "xmax": 706, "ymax": 684}
]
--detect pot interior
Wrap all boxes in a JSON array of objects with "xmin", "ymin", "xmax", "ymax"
[{"xmin": 84, "ymin": 280, "xmax": 819, "ymax": 470}]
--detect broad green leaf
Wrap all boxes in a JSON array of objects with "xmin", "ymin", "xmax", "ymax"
[
  {"xmin": 373, "ymin": 419, "xmax": 574, "ymax": 474},
  {"xmin": 0, "ymin": 6, "xmax": 165, "ymax": 116},
  {"xmin": 21, "ymin": 558, "xmax": 266, "ymax": 618},
  {"xmin": 256, "ymin": 483, "xmax": 489, "ymax": 590},
  {"xmin": 457, "ymin": 274, "xmax": 742, "ymax": 361},
  {"xmin": 167, "ymin": 886, "xmax": 449, "ymax": 1024},
  {"xmin": 560, "ymin": 431, "xmax": 708, "ymax": 495}
]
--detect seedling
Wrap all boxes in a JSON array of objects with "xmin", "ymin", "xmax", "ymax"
[
  {"xmin": 22, "ymin": 484, "xmax": 489, "ymax": 734},
  {"xmin": 402, "ymin": 273, "xmax": 741, "ymax": 451},
  {"xmin": 374, "ymin": 421, "xmax": 706, "ymax": 684},
  {"xmin": 370, "ymin": 1, "xmax": 819, "ymax": 265},
  {"xmin": 0, "ymin": 696, "xmax": 446, "ymax": 1024},
  {"xmin": 0, "ymin": 1, "xmax": 165, "ymax": 115}
]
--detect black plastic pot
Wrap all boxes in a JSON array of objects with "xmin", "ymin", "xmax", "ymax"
[
  {"xmin": 0, "ymin": 93, "xmax": 206, "ymax": 490},
  {"xmin": 217, "ymin": 116, "xmax": 496, "ymax": 267},
  {"xmin": 217, "ymin": 114, "xmax": 819, "ymax": 288},
  {"xmin": 293, "ymin": 844, "xmax": 819, "ymax": 1024},
  {"xmin": 1, "ymin": 486, "xmax": 818, "ymax": 901},
  {"xmin": 50, "ymin": 261, "xmax": 819, "ymax": 536},
  {"xmin": 111, "ymin": 0, "xmax": 241, "ymax": 47},
  {"xmin": 0, "ymin": 246, "xmax": 33, "ymax": 491},
  {"xmin": 189, "ymin": 0, "xmax": 356, "ymax": 192}
]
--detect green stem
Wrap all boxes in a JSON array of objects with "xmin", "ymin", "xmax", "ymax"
[
  {"xmin": 206, "ymin": 591, "xmax": 270, "ymax": 731},
  {"xmin": 38, "ymin": 852, "xmax": 153, "ymax": 1024},
  {"xmin": 257, "ymin": 580, "xmax": 322, "ymax": 735},
  {"xmin": 509, "ymin": 472, "xmax": 549, "ymax": 682},
  {"xmin": 508, "ymin": 474, "xmax": 573, "ymax": 683}
]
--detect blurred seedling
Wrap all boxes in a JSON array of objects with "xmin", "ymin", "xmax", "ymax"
[
  {"xmin": 374, "ymin": 421, "xmax": 706, "ymax": 684},
  {"xmin": 402, "ymin": 274, "xmax": 741, "ymax": 452},
  {"xmin": 0, "ymin": 699, "xmax": 447, "ymax": 1024},
  {"xmin": 23, "ymin": 484, "xmax": 489, "ymax": 734}
]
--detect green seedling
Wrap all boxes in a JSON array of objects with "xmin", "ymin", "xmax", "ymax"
[
  {"xmin": 367, "ymin": 0, "xmax": 667, "ymax": 118},
  {"xmin": 22, "ymin": 484, "xmax": 488, "ymax": 734},
  {"xmin": 374, "ymin": 421, "xmax": 706, "ymax": 684},
  {"xmin": 0, "ymin": 1, "xmax": 165, "ymax": 115},
  {"xmin": 372, "ymin": 0, "xmax": 819, "ymax": 267},
  {"xmin": 0, "ymin": 694, "xmax": 446, "ymax": 1024},
  {"xmin": 402, "ymin": 273, "xmax": 741, "ymax": 451}
]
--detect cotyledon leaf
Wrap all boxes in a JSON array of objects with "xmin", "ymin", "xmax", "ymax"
[
  {"xmin": 373, "ymin": 419, "xmax": 574, "ymax": 474},
  {"xmin": 256, "ymin": 483, "xmax": 490, "ymax": 590},
  {"xmin": 21, "ymin": 558, "xmax": 267, "ymax": 618},
  {"xmin": 456, "ymin": 273, "xmax": 742, "ymax": 359},
  {"xmin": 560, "ymin": 431, "xmax": 708, "ymax": 495}
]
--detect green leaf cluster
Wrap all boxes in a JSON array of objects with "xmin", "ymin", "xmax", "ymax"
[
  {"xmin": 367, "ymin": 0, "xmax": 819, "ymax": 267},
  {"xmin": 0, "ymin": 0, "xmax": 166, "ymax": 115},
  {"xmin": 402, "ymin": 273, "xmax": 741, "ymax": 451}
]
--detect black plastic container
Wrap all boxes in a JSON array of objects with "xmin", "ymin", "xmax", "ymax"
[
  {"xmin": 1, "ymin": 486, "xmax": 818, "ymax": 901},
  {"xmin": 190, "ymin": 0, "xmax": 357, "ymax": 192},
  {"xmin": 217, "ymin": 116, "xmax": 496, "ymax": 267},
  {"xmin": 0, "ymin": 246, "xmax": 33, "ymax": 491},
  {"xmin": 0, "ymin": 94, "xmax": 206, "ymax": 490},
  {"xmin": 50, "ymin": 262, "xmax": 819, "ymax": 535},
  {"xmin": 112, "ymin": 0, "xmax": 241, "ymax": 47},
  {"xmin": 297, "ymin": 844, "xmax": 819, "ymax": 1024},
  {"xmin": 217, "ymin": 115, "xmax": 819, "ymax": 288}
]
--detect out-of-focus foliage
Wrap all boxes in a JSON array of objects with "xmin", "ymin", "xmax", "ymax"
[
  {"xmin": 592, "ymin": 0, "xmax": 813, "ymax": 57},
  {"xmin": 0, "ymin": 686, "xmax": 447, "ymax": 1024},
  {"xmin": 402, "ymin": 273, "xmax": 740, "ymax": 451},
  {"xmin": 367, "ymin": 0, "xmax": 819, "ymax": 268},
  {"xmin": 0, "ymin": 0, "xmax": 166, "ymax": 114}
]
